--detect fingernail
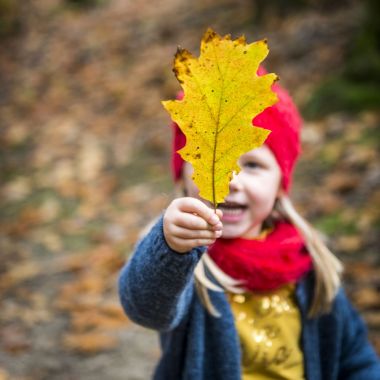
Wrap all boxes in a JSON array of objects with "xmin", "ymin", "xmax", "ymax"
[{"xmin": 215, "ymin": 231, "xmax": 222, "ymax": 238}]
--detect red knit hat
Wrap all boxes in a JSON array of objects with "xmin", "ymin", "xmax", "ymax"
[{"xmin": 170, "ymin": 69, "xmax": 302, "ymax": 193}]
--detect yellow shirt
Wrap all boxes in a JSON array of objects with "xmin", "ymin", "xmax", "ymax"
[{"xmin": 227, "ymin": 284, "xmax": 305, "ymax": 380}]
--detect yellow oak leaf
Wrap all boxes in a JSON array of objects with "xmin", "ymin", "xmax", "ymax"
[{"xmin": 162, "ymin": 28, "xmax": 278, "ymax": 207}]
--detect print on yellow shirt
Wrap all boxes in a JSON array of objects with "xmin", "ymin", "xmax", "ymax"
[{"xmin": 228, "ymin": 284, "xmax": 305, "ymax": 380}]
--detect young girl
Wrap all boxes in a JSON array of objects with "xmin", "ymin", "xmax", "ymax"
[{"xmin": 118, "ymin": 79, "xmax": 380, "ymax": 379}]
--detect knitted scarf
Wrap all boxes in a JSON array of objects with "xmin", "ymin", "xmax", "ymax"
[{"xmin": 207, "ymin": 222, "xmax": 313, "ymax": 291}]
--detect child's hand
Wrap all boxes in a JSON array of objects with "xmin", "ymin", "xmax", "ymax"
[{"xmin": 163, "ymin": 197, "xmax": 223, "ymax": 253}]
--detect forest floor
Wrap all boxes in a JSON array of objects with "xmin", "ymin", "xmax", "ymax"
[{"xmin": 0, "ymin": 0, "xmax": 379, "ymax": 379}]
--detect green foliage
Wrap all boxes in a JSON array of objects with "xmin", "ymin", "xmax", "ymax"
[
  {"xmin": 253, "ymin": 0, "xmax": 344, "ymax": 24},
  {"xmin": 359, "ymin": 124, "xmax": 380, "ymax": 148},
  {"xmin": 315, "ymin": 212, "xmax": 358, "ymax": 236},
  {"xmin": 303, "ymin": 79, "xmax": 380, "ymax": 119},
  {"xmin": 304, "ymin": 0, "xmax": 380, "ymax": 118},
  {"xmin": 65, "ymin": 0, "xmax": 106, "ymax": 9},
  {"xmin": 0, "ymin": 0, "xmax": 21, "ymax": 37}
]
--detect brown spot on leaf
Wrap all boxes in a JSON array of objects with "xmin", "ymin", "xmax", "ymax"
[{"xmin": 203, "ymin": 28, "xmax": 217, "ymax": 43}]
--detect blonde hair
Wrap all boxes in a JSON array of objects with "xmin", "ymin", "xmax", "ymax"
[{"xmin": 194, "ymin": 195, "xmax": 343, "ymax": 319}]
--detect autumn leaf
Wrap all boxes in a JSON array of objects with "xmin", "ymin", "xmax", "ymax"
[
  {"xmin": 63, "ymin": 332, "xmax": 118, "ymax": 354},
  {"xmin": 0, "ymin": 368, "xmax": 9, "ymax": 380},
  {"xmin": 162, "ymin": 28, "xmax": 278, "ymax": 206}
]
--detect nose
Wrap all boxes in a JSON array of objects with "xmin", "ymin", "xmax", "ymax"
[{"xmin": 229, "ymin": 171, "xmax": 243, "ymax": 192}]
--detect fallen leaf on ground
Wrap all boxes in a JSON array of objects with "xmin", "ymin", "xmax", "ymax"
[
  {"xmin": 0, "ymin": 368, "xmax": 9, "ymax": 380},
  {"xmin": 70, "ymin": 310, "xmax": 129, "ymax": 332},
  {"xmin": 335, "ymin": 235, "xmax": 362, "ymax": 252},
  {"xmin": 351, "ymin": 287, "xmax": 380, "ymax": 309},
  {"xmin": 63, "ymin": 332, "xmax": 118, "ymax": 354},
  {"xmin": 0, "ymin": 324, "xmax": 32, "ymax": 354},
  {"xmin": 324, "ymin": 172, "xmax": 360, "ymax": 193},
  {"xmin": 0, "ymin": 262, "xmax": 41, "ymax": 289},
  {"xmin": 363, "ymin": 312, "xmax": 380, "ymax": 328}
]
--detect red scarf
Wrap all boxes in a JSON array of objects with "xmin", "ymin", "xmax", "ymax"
[{"xmin": 207, "ymin": 222, "xmax": 313, "ymax": 291}]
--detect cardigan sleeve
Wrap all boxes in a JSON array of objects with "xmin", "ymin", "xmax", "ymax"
[
  {"xmin": 118, "ymin": 215, "xmax": 206, "ymax": 332},
  {"xmin": 338, "ymin": 289, "xmax": 380, "ymax": 379}
]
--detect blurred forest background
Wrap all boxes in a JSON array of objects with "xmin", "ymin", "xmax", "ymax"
[{"xmin": 0, "ymin": 0, "xmax": 379, "ymax": 379}]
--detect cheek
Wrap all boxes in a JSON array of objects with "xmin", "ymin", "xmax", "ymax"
[
  {"xmin": 184, "ymin": 176, "xmax": 210, "ymax": 206},
  {"xmin": 245, "ymin": 175, "xmax": 280, "ymax": 207},
  {"xmin": 182, "ymin": 164, "xmax": 200, "ymax": 198},
  {"xmin": 186, "ymin": 180, "xmax": 200, "ymax": 198}
]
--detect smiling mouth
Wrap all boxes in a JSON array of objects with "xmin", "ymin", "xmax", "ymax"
[{"xmin": 218, "ymin": 202, "xmax": 247, "ymax": 214}]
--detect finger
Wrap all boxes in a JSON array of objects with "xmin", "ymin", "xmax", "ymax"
[
  {"xmin": 210, "ymin": 222, "xmax": 223, "ymax": 231},
  {"xmin": 175, "ymin": 212, "xmax": 220, "ymax": 231},
  {"xmin": 171, "ymin": 236, "xmax": 217, "ymax": 251},
  {"xmin": 178, "ymin": 198, "xmax": 221, "ymax": 225},
  {"xmin": 211, "ymin": 209, "xmax": 223, "ymax": 231},
  {"xmin": 215, "ymin": 209, "xmax": 223, "ymax": 220},
  {"xmin": 186, "ymin": 238, "xmax": 218, "ymax": 248},
  {"xmin": 171, "ymin": 225, "xmax": 222, "ymax": 240}
]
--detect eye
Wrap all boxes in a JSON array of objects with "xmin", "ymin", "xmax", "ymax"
[{"xmin": 242, "ymin": 160, "xmax": 260, "ymax": 169}]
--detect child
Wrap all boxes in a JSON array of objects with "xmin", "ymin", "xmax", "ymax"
[{"xmin": 118, "ymin": 78, "xmax": 380, "ymax": 379}]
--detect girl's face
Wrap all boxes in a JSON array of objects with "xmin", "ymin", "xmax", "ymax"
[{"xmin": 182, "ymin": 145, "xmax": 282, "ymax": 239}]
